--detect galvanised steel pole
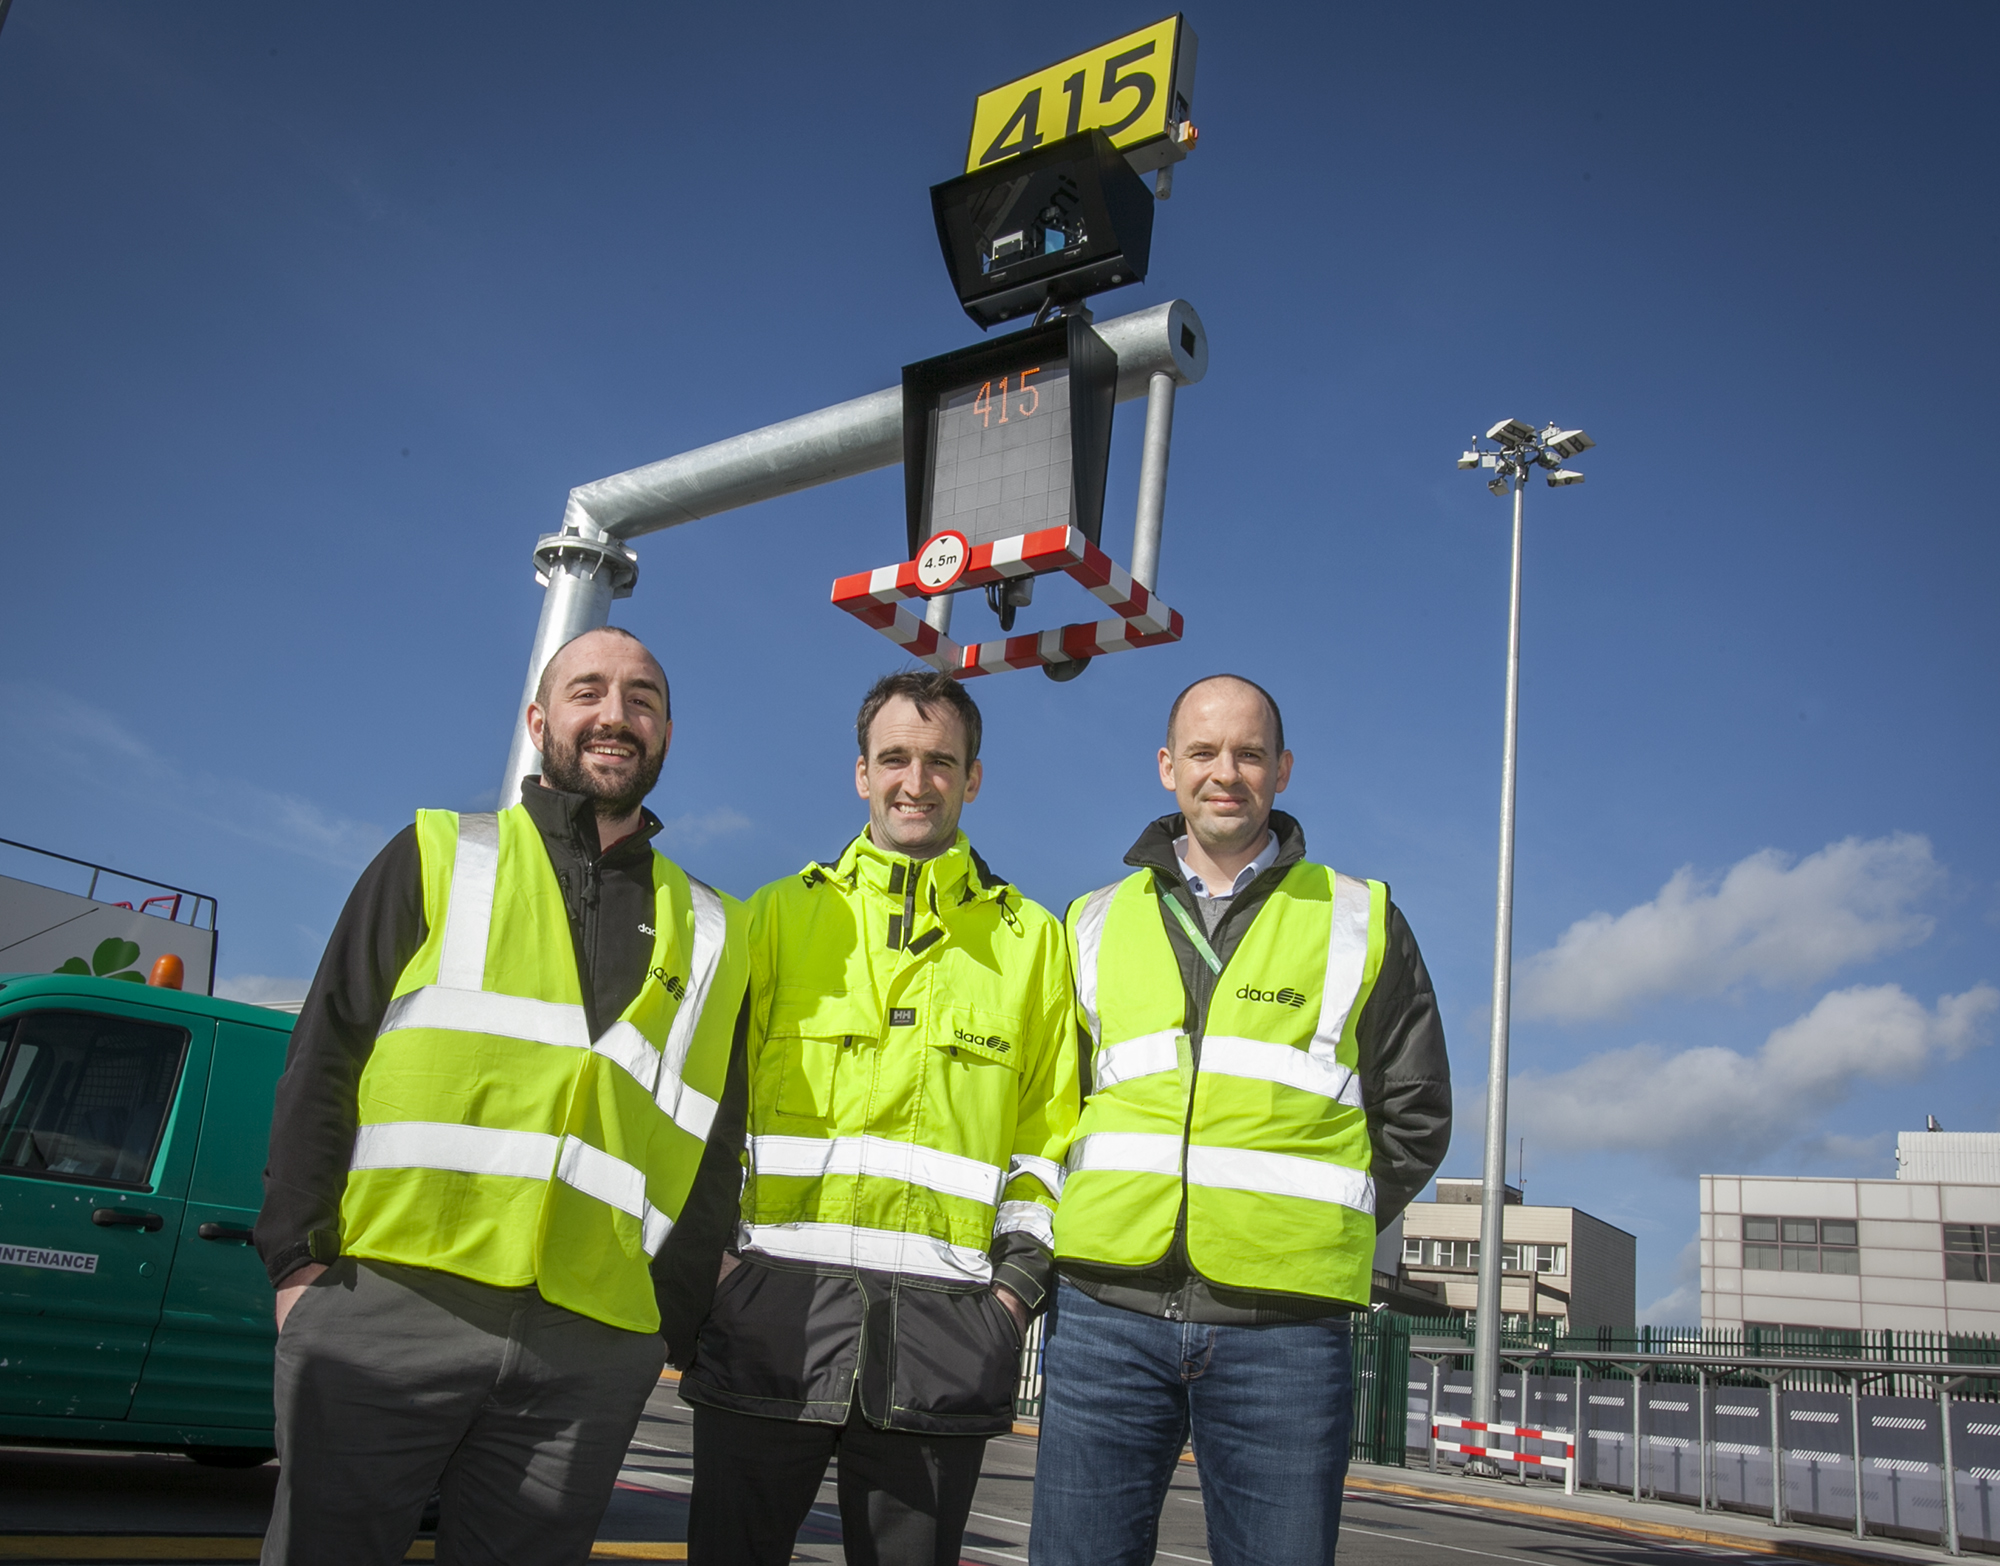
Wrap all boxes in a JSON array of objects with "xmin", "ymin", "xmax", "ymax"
[{"xmin": 1472, "ymin": 469, "xmax": 1526, "ymax": 1425}]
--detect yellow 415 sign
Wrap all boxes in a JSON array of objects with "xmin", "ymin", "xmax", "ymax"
[{"xmin": 965, "ymin": 15, "xmax": 1197, "ymax": 173}]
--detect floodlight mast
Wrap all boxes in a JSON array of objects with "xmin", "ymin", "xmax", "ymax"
[{"xmin": 1458, "ymin": 420, "xmax": 1591, "ymax": 1445}]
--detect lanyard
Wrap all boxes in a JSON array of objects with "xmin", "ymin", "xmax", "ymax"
[{"xmin": 1159, "ymin": 890, "xmax": 1224, "ymax": 976}]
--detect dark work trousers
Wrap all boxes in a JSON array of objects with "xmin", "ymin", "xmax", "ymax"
[
  {"xmin": 263, "ymin": 1258, "xmax": 666, "ymax": 1566},
  {"xmin": 688, "ymin": 1404, "xmax": 987, "ymax": 1566}
]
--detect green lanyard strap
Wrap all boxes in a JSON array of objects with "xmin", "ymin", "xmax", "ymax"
[{"xmin": 1159, "ymin": 889, "xmax": 1224, "ymax": 976}]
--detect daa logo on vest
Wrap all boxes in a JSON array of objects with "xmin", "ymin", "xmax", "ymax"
[{"xmin": 1236, "ymin": 983, "xmax": 1308, "ymax": 1009}]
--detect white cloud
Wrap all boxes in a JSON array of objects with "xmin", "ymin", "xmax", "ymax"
[
  {"xmin": 1638, "ymin": 1238, "xmax": 1701, "ymax": 1327},
  {"xmin": 1518, "ymin": 835, "xmax": 1941, "ymax": 1023},
  {"xmin": 656, "ymin": 807, "xmax": 752, "ymax": 850},
  {"xmin": 215, "ymin": 974, "xmax": 312, "ymax": 1006},
  {"xmin": 1, "ymin": 683, "xmax": 387, "ymax": 871},
  {"xmin": 1507, "ymin": 982, "xmax": 1998, "ymax": 1172}
]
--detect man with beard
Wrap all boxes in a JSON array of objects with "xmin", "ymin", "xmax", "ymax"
[{"xmin": 256, "ymin": 626, "xmax": 752, "ymax": 1566}]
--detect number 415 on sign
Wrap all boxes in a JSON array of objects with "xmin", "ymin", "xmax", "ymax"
[{"xmin": 965, "ymin": 15, "xmax": 1197, "ymax": 173}]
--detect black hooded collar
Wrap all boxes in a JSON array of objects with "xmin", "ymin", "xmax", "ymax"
[
  {"xmin": 1123, "ymin": 809, "xmax": 1308, "ymax": 888},
  {"xmin": 516, "ymin": 775, "xmax": 663, "ymax": 865}
]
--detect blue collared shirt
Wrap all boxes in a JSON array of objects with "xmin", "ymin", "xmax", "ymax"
[{"xmin": 1173, "ymin": 828, "xmax": 1279, "ymax": 900}]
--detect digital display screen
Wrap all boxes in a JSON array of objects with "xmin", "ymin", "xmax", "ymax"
[{"xmin": 924, "ymin": 356, "xmax": 1073, "ymax": 548}]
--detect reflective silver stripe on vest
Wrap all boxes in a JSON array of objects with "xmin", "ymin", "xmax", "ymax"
[
  {"xmin": 350, "ymin": 1122, "xmax": 674, "ymax": 1256},
  {"xmin": 993, "ymin": 1199, "xmax": 1055, "ymax": 1248},
  {"xmin": 655, "ymin": 876, "xmax": 728, "ymax": 1133},
  {"xmin": 1071, "ymin": 882, "xmax": 1120, "ymax": 1046},
  {"xmin": 1093, "ymin": 1029, "xmax": 1179, "ymax": 1092},
  {"xmin": 739, "ymin": 1220, "xmax": 993, "ymax": 1283},
  {"xmin": 1065, "ymin": 1130, "xmax": 1184, "ymax": 1177},
  {"xmin": 1007, "ymin": 1152, "xmax": 1066, "ymax": 1197},
  {"xmin": 750, "ymin": 1134, "xmax": 1004, "ymax": 1206},
  {"xmin": 352, "ymin": 1120, "xmax": 557, "ymax": 1180},
  {"xmin": 1310, "ymin": 873, "xmax": 1373, "ymax": 1103},
  {"xmin": 556, "ymin": 1135, "xmax": 674, "ymax": 1255},
  {"xmin": 381, "ymin": 987, "xmax": 590, "ymax": 1050},
  {"xmin": 1063, "ymin": 1131, "xmax": 1373, "ymax": 1214},
  {"xmin": 1186, "ymin": 1144, "xmax": 1375, "ymax": 1215},
  {"xmin": 1198, "ymin": 1035, "xmax": 1362, "ymax": 1107},
  {"xmin": 435, "ymin": 812, "xmax": 499, "ymax": 990}
]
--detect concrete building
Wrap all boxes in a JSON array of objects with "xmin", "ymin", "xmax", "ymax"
[
  {"xmin": 1398, "ymin": 1177, "xmax": 1637, "ymax": 1330},
  {"xmin": 1700, "ymin": 1130, "xmax": 2000, "ymax": 1336}
]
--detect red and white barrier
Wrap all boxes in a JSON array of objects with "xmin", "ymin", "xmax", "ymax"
[
  {"xmin": 1431, "ymin": 1415, "xmax": 1577, "ymax": 1494},
  {"xmin": 830, "ymin": 526, "xmax": 1184, "ymax": 679}
]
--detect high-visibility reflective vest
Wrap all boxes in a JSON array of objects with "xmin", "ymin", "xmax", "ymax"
[
  {"xmin": 739, "ymin": 832, "xmax": 1076, "ymax": 1285},
  {"xmin": 339, "ymin": 807, "xmax": 747, "ymax": 1333},
  {"xmin": 1055, "ymin": 862, "xmax": 1387, "ymax": 1305}
]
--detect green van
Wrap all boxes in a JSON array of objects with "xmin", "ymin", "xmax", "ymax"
[{"xmin": 0, "ymin": 972, "xmax": 289, "ymax": 1465}]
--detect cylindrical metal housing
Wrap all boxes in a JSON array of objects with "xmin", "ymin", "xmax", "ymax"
[
  {"xmin": 498, "ymin": 532, "xmax": 638, "ymax": 806},
  {"xmin": 1129, "ymin": 369, "xmax": 1178, "ymax": 591},
  {"xmin": 564, "ymin": 299, "xmax": 1207, "ymax": 543}
]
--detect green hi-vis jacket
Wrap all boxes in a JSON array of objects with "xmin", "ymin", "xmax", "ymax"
[
  {"xmin": 1056, "ymin": 861, "xmax": 1388, "ymax": 1306},
  {"xmin": 338, "ymin": 806, "xmax": 749, "ymax": 1333},
  {"xmin": 739, "ymin": 831, "xmax": 1077, "ymax": 1284}
]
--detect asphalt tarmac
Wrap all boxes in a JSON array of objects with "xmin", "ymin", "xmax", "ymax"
[{"xmin": 0, "ymin": 1379, "xmax": 1818, "ymax": 1565}]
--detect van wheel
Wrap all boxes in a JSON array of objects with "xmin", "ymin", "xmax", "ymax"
[{"xmin": 188, "ymin": 1447, "xmax": 275, "ymax": 1468}]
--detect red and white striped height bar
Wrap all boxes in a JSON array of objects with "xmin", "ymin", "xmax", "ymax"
[
  {"xmin": 1431, "ymin": 1415, "xmax": 1577, "ymax": 1494},
  {"xmin": 830, "ymin": 526, "xmax": 1184, "ymax": 679}
]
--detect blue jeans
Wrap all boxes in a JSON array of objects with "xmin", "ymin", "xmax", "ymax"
[{"xmin": 1029, "ymin": 1279, "xmax": 1352, "ymax": 1566}]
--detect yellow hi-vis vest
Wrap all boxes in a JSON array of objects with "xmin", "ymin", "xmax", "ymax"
[
  {"xmin": 1054, "ymin": 863, "xmax": 1387, "ymax": 1306},
  {"xmin": 339, "ymin": 807, "xmax": 748, "ymax": 1333}
]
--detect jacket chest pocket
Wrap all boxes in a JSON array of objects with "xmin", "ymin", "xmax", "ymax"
[
  {"xmin": 759, "ymin": 992, "xmax": 880, "ymax": 1124},
  {"xmin": 925, "ymin": 1007, "xmax": 1024, "ymax": 1137}
]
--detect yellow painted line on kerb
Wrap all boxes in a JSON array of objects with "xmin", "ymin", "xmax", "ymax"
[{"xmin": 0, "ymin": 1542, "xmax": 685, "ymax": 1562}]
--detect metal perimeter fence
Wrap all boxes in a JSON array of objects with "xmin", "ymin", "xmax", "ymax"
[{"xmin": 1355, "ymin": 1313, "xmax": 2000, "ymax": 1556}]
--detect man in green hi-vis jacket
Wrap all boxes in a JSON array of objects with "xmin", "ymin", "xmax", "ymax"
[{"xmin": 681, "ymin": 670, "xmax": 1077, "ymax": 1566}]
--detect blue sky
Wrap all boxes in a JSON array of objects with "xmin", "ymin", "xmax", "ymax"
[{"xmin": 2, "ymin": 2, "xmax": 1994, "ymax": 1322}]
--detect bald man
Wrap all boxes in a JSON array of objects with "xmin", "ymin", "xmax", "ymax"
[
  {"xmin": 1029, "ymin": 674, "xmax": 1452, "ymax": 1566},
  {"xmin": 257, "ymin": 626, "xmax": 752, "ymax": 1566}
]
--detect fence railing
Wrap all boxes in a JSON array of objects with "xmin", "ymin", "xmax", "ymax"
[{"xmin": 1357, "ymin": 1313, "xmax": 2000, "ymax": 1556}]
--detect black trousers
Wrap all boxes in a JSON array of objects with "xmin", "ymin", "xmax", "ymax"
[
  {"xmin": 265, "ymin": 1259, "xmax": 666, "ymax": 1566},
  {"xmin": 688, "ymin": 1404, "xmax": 987, "ymax": 1566}
]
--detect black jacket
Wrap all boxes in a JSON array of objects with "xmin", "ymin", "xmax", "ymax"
[
  {"xmin": 254, "ymin": 779, "xmax": 750, "ymax": 1358},
  {"xmin": 1059, "ymin": 810, "xmax": 1453, "ymax": 1323}
]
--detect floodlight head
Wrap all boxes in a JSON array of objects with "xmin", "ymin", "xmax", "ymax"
[
  {"xmin": 1545, "ymin": 428, "xmax": 1595, "ymax": 461},
  {"xmin": 1546, "ymin": 469, "xmax": 1585, "ymax": 487},
  {"xmin": 1487, "ymin": 475, "xmax": 1511, "ymax": 497},
  {"xmin": 931, "ymin": 130, "xmax": 1156, "ymax": 329},
  {"xmin": 1457, "ymin": 451, "xmax": 1480, "ymax": 470},
  {"xmin": 1486, "ymin": 418, "xmax": 1536, "ymax": 447}
]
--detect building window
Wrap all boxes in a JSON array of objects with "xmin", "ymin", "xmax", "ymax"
[
  {"xmin": 1402, "ymin": 1239, "xmax": 1567, "ymax": 1274},
  {"xmin": 1743, "ymin": 1216, "xmax": 1859, "ymax": 1274},
  {"xmin": 1943, "ymin": 1225, "xmax": 2000, "ymax": 1283}
]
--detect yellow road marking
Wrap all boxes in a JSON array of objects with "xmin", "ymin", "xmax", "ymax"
[{"xmin": 0, "ymin": 1541, "xmax": 685, "ymax": 1562}]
